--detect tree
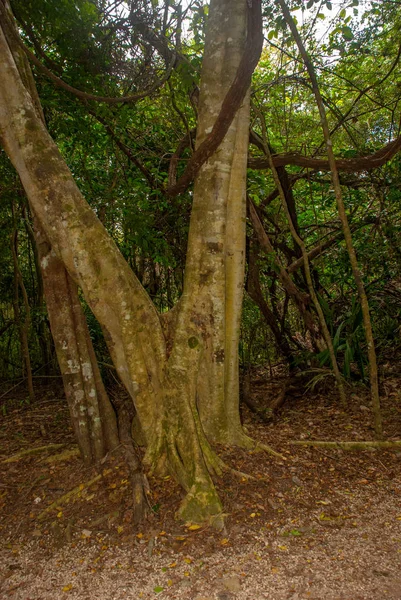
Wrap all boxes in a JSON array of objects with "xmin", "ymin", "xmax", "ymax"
[{"xmin": 0, "ymin": 0, "xmax": 262, "ymax": 524}]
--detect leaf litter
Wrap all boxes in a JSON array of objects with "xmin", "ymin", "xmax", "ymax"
[{"xmin": 0, "ymin": 375, "xmax": 401, "ymax": 599}]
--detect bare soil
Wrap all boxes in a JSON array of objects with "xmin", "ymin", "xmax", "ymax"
[{"xmin": 1, "ymin": 370, "xmax": 401, "ymax": 600}]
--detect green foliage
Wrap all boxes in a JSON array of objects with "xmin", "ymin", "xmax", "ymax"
[{"xmin": 2, "ymin": 0, "xmax": 401, "ymax": 384}]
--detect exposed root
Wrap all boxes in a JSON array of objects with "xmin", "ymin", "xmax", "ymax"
[
  {"xmin": 291, "ymin": 440, "xmax": 401, "ymax": 450},
  {"xmin": 252, "ymin": 441, "xmax": 286, "ymax": 460},
  {"xmin": 177, "ymin": 480, "xmax": 223, "ymax": 526},
  {"xmin": 222, "ymin": 464, "xmax": 257, "ymax": 481},
  {"xmin": 37, "ymin": 474, "xmax": 101, "ymax": 520},
  {"xmin": 3, "ymin": 443, "xmax": 68, "ymax": 463},
  {"xmin": 41, "ymin": 447, "xmax": 80, "ymax": 464},
  {"xmin": 230, "ymin": 430, "xmax": 286, "ymax": 460}
]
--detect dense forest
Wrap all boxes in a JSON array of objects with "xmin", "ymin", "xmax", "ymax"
[{"xmin": 1, "ymin": 0, "xmax": 401, "ymax": 531}]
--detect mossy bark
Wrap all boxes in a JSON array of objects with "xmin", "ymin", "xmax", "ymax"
[
  {"xmin": 0, "ymin": 0, "xmax": 254, "ymax": 522},
  {"xmin": 176, "ymin": 0, "xmax": 251, "ymax": 445},
  {"xmin": 35, "ymin": 224, "xmax": 119, "ymax": 463}
]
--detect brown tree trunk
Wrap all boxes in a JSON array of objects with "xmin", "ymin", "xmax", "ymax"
[
  {"xmin": 0, "ymin": 0, "xmax": 259, "ymax": 523},
  {"xmin": 34, "ymin": 223, "xmax": 119, "ymax": 464}
]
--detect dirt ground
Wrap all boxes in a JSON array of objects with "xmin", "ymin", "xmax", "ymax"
[{"xmin": 1, "ymin": 369, "xmax": 401, "ymax": 600}]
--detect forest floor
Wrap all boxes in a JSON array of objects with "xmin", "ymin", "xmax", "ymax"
[{"xmin": 0, "ymin": 367, "xmax": 401, "ymax": 600}]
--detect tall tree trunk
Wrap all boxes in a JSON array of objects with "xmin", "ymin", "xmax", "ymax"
[
  {"xmin": 34, "ymin": 223, "xmax": 119, "ymax": 463},
  {"xmin": 0, "ymin": 0, "xmax": 256, "ymax": 522},
  {"xmin": 176, "ymin": 0, "xmax": 251, "ymax": 445}
]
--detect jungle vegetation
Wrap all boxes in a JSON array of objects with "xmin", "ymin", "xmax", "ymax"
[{"xmin": 0, "ymin": 0, "xmax": 400, "ymax": 524}]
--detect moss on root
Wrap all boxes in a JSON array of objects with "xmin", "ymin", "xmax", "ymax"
[{"xmin": 177, "ymin": 481, "xmax": 223, "ymax": 528}]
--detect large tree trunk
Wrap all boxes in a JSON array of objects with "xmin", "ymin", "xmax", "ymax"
[
  {"xmin": 0, "ymin": 0, "xmax": 253, "ymax": 523},
  {"xmin": 175, "ymin": 0, "xmax": 251, "ymax": 445}
]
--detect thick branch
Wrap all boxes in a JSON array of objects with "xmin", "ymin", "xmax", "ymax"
[
  {"xmin": 166, "ymin": 0, "xmax": 263, "ymax": 197},
  {"xmin": 248, "ymin": 135, "xmax": 401, "ymax": 172}
]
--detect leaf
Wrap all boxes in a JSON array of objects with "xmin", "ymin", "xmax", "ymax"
[
  {"xmin": 220, "ymin": 538, "xmax": 229, "ymax": 545},
  {"xmin": 187, "ymin": 524, "xmax": 201, "ymax": 530},
  {"xmin": 250, "ymin": 512, "xmax": 256, "ymax": 518},
  {"xmin": 183, "ymin": 557, "xmax": 192, "ymax": 564},
  {"xmin": 319, "ymin": 513, "xmax": 333, "ymax": 521},
  {"xmin": 342, "ymin": 26, "xmax": 354, "ymax": 40},
  {"xmin": 154, "ymin": 586, "xmax": 164, "ymax": 594},
  {"xmin": 289, "ymin": 528, "xmax": 302, "ymax": 536},
  {"xmin": 62, "ymin": 584, "xmax": 73, "ymax": 592},
  {"xmin": 57, "ymin": 511, "xmax": 63, "ymax": 518}
]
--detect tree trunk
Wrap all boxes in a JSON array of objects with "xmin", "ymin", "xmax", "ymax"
[
  {"xmin": 0, "ymin": 0, "xmax": 254, "ymax": 523},
  {"xmin": 34, "ymin": 223, "xmax": 119, "ymax": 464},
  {"xmin": 175, "ymin": 0, "xmax": 251, "ymax": 445}
]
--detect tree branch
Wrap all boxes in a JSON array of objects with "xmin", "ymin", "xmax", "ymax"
[
  {"xmin": 166, "ymin": 0, "xmax": 263, "ymax": 196},
  {"xmin": 0, "ymin": 1, "xmax": 176, "ymax": 105},
  {"xmin": 248, "ymin": 135, "xmax": 401, "ymax": 172}
]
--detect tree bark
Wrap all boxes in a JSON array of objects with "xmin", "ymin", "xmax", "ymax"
[
  {"xmin": 34, "ymin": 224, "xmax": 119, "ymax": 464},
  {"xmin": 0, "ymin": 0, "xmax": 257, "ymax": 523}
]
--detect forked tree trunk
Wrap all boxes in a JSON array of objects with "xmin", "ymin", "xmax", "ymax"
[{"xmin": 0, "ymin": 0, "xmax": 253, "ymax": 523}]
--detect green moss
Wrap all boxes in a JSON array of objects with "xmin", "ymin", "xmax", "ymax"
[
  {"xmin": 188, "ymin": 336, "xmax": 199, "ymax": 349},
  {"xmin": 177, "ymin": 481, "xmax": 223, "ymax": 526}
]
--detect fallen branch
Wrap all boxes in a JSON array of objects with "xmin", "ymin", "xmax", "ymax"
[
  {"xmin": 3, "ymin": 443, "xmax": 67, "ymax": 463},
  {"xmin": 37, "ymin": 474, "xmax": 102, "ymax": 520},
  {"xmin": 290, "ymin": 440, "xmax": 401, "ymax": 450}
]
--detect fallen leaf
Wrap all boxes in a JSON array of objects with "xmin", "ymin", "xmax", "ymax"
[
  {"xmin": 62, "ymin": 584, "xmax": 73, "ymax": 592},
  {"xmin": 187, "ymin": 524, "xmax": 201, "ymax": 530}
]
